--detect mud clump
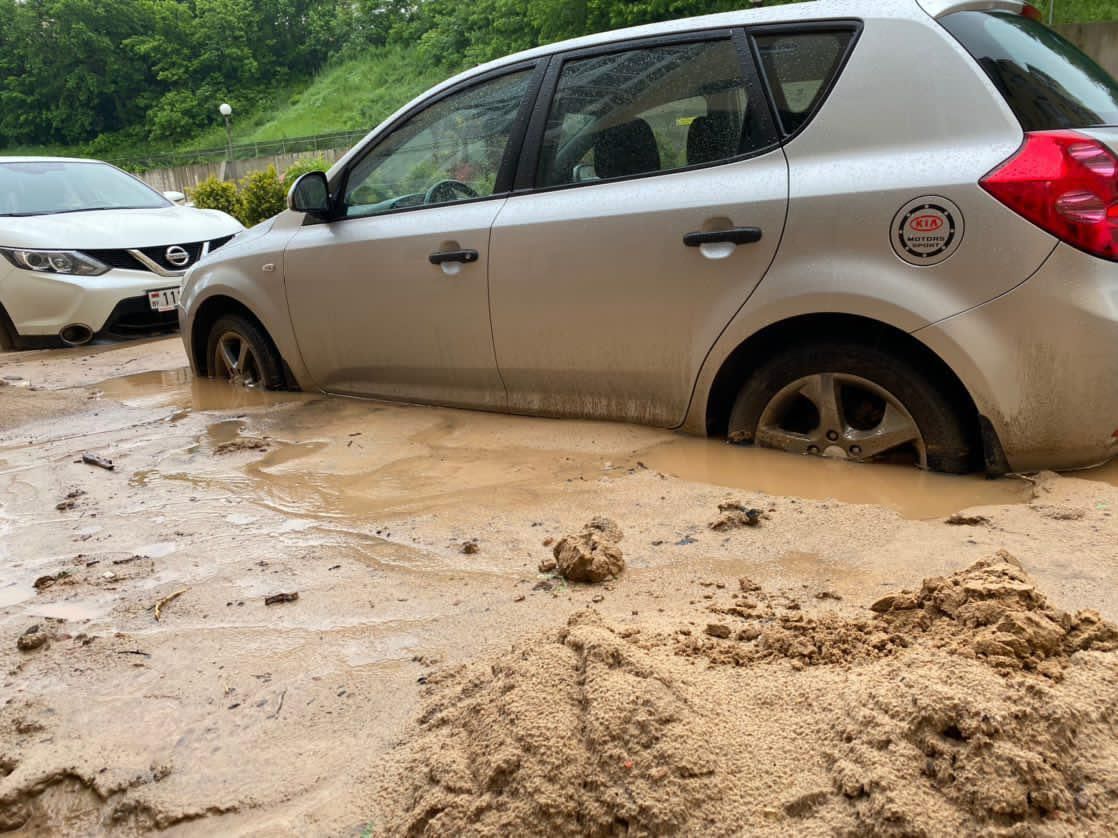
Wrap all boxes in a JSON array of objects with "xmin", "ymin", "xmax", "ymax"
[
  {"xmin": 213, "ymin": 437, "xmax": 269, "ymax": 456},
  {"xmin": 16, "ymin": 625, "xmax": 50, "ymax": 652},
  {"xmin": 944, "ymin": 513, "xmax": 989, "ymax": 526},
  {"xmin": 552, "ymin": 517, "xmax": 624, "ymax": 583},
  {"xmin": 709, "ymin": 500, "xmax": 766, "ymax": 531}
]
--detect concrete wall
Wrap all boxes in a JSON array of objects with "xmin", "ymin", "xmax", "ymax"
[
  {"xmin": 1055, "ymin": 22, "xmax": 1118, "ymax": 80},
  {"xmin": 137, "ymin": 146, "xmax": 351, "ymax": 194}
]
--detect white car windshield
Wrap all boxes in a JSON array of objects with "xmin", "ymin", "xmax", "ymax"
[{"xmin": 0, "ymin": 161, "xmax": 170, "ymax": 217}]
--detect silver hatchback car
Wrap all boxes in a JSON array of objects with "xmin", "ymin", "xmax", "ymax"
[{"xmin": 181, "ymin": 0, "xmax": 1118, "ymax": 474}]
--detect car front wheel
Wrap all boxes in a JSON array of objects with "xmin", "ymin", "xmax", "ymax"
[
  {"xmin": 727, "ymin": 340, "xmax": 973, "ymax": 474},
  {"xmin": 205, "ymin": 314, "xmax": 285, "ymax": 390}
]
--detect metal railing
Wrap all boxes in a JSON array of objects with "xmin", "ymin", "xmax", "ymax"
[{"xmin": 109, "ymin": 129, "xmax": 369, "ymax": 172}]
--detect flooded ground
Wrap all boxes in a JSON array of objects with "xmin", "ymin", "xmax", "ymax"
[
  {"xmin": 83, "ymin": 364, "xmax": 1032, "ymax": 521},
  {"xmin": 2, "ymin": 338, "xmax": 1118, "ymax": 835}
]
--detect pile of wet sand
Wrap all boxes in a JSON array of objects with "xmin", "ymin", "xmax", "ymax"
[{"xmin": 376, "ymin": 553, "xmax": 1118, "ymax": 836}]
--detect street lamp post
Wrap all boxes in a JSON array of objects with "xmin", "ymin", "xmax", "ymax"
[
  {"xmin": 219, "ymin": 102, "xmax": 235, "ymax": 181},
  {"xmin": 219, "ymin": 102, "xmax": 233, "ymax": 162}
]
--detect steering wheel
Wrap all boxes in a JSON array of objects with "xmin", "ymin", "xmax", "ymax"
[{"xmin": 424, "ymin": 179, "xmax": 479, "ymax": 205}]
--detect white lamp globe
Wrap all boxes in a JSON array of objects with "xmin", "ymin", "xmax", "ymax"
[{"xmin": 219, "ymin": 103, "xmax": 232, "ymax": 117}]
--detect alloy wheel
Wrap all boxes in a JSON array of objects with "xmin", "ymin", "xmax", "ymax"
[
  {"xmin": 213, "ymin": 331, "xmax": 263, "ymax": 388},
  {"xmin": 755, "ymin": 372, "xmax": 927, "ymax": 467}
]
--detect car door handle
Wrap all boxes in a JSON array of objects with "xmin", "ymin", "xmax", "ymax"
[
  {"xmin": 429, "ymin": 249, "xmax": 479, "ymax": 265},
  {"xmin": 683, "ymin": 227, "xmax": 763, "ymax": 247}
]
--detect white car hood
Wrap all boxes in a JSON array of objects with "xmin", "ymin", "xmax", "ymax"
[{"xmin": 0, "ymin": 206, "xmax": 242, "ymax": 250}]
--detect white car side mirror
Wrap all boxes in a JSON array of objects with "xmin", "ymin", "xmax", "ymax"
[{"xmin": 163, "ymin": 190, "xmax": 186, "ymax": 205}]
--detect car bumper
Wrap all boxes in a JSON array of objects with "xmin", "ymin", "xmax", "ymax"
[
  {"xmin": 0, "ymin": 264, "xmax": 181, "ymax": 346},
  {"xmin": 916, "ymin": 243, "xmax": 1118, "ymax": 472}
]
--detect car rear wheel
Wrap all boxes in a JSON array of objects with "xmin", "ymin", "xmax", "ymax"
[
  {"xmin": 205, "ymin": 314, "xmax": 284, "ymax": 390},
  {"xmin": 727, "ymin": 340, "xmax": 972, "ymax": 474}
]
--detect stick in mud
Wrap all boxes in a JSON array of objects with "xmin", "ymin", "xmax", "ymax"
[
  {"xmin": 265, "ymin": 592, "xmax": 299, "ymax": 606},
  {"xmin": 153, "ymin": 588, "xmax": 188, "ymax": 621},
  {"xmin": 268, "ymin": 688, "xmax": 287, "ymax": 719},
  {"xmin": 81, "ymin": 452, "xmax": 115, "ymax": 471}
]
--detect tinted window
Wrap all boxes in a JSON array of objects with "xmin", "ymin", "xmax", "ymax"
[
  {"xmin": 941, "ymin": 11, "xmax": 1118, "ymax": 131},
  {"xmin": 754, "ymin": 30, "xmax": 853, "ymax": 134},
  {"xmin": 343, "ymin": 69, "xmax": 531, "ymax": 218},
  {"xmin": 536, "ymin": 39, "xmax": 768, "ymax": 188},
  {"xmin": 0, "ymin": 161, "xmax": 168, "ymax": 216}
]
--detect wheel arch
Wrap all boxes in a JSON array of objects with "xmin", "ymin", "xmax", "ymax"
[
  {"xmin": 190, "ymin": 295, "xmax": 294, "ymax": 387},
  {"xmin": 702, "ymin": 312, "xmax": 986, "ymax": 460}
]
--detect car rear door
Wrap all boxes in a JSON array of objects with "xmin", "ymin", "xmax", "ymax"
[
  {"xmin": 283, "ymin": 64, "xmax": 540, "ymax": 408},
  {"xmin": 487, "ymin": 30, "xmax": 788, "ymax": 426}
]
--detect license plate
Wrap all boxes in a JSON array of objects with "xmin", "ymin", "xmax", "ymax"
[{"xmin": 148, "ymin": 287, "xmax": 180, "ymax": 312}]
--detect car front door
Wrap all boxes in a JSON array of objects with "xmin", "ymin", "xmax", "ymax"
[
  {"xmin": 488, "ymin": 31, "xmax": 788, "ymax": 426},
  {"xmin": 284, "ymin": 64, "xmax": 538, "ymax": 408}
]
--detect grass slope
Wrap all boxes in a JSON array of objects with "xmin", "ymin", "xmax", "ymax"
[{"xmin": 2, "ymin": 47, "xmax": 447, "ymax": 164}]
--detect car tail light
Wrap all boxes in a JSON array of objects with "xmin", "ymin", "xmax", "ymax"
[
  {"xmin": 1020, "ymin": 4, "xmax": 1042, "ymax": 20},
  {"xmin": 981, "ymin": 130, "xmax": 1118, "ymax": 261}
]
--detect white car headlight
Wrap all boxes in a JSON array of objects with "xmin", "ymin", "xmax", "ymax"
[{"xmin": 0, "ymin": 249, "xmax": 108, "ymax": 276}]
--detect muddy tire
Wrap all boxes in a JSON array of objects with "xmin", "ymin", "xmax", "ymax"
[
  {"xmin": 205, "ymin": 314, "xmax": 285, "ymax": 390},
  {"xmin": 0, "ymin": 302, "xmax": 15, "ymax": 351},
  {"xmin": 727, "ymin": 340, "xmax": 973, "ymax": 474}
]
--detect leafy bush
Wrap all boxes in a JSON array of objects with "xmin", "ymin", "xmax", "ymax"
[
  {"xmin": 282, "ymin": 156, "xmax": 329, "ymax": 186},
  {"xmin": 236, "ymin": 165, "xmax": 287, "ymax": 227},
  {"xmin": 188, "ymin": 176, "xmax": 239, "ymax": 217}
]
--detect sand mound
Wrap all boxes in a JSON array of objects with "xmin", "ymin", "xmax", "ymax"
[
  {"xmin": 377, "ymin": 555, "xmax": 1118, "ymax": 836},
  {"xmin": 829, "ymin": 652, "xmax": 1118, "ymax": 834},
  {"xmin": 382, "ymin": 610, "xmax": 735, "ymax": 836},
  {"xmin": 684, "ymin": 551, "xmax": 1118, "ymax": 673}
]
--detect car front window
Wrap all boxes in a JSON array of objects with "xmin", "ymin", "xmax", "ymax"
[
  {"xmin": 0, "ymin": 161, "xmax": 170, "ymax": 216},
  {"xmin": 343, "ymin": 69, "xmax": 532, "ymax": 218}
]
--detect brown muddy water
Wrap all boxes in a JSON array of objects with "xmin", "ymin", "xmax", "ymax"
[{"xmin": 92, "ymin": 367, "xmax": 1031, "ymax": 520}]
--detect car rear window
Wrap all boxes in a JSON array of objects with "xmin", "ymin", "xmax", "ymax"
[
  {"xmin": 753, "ymin": 30, "xmax": 855, "ymax": 134},
  {"xmin": 941, "ymin": 10, "xmax": 1118, "ymax": 131}
]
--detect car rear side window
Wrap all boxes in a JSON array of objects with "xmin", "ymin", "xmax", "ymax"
[
  {"xmin": 941, "ymin": 11, "xmax": 1118, "ymax": 131},
  {"xmin": 535, "ymin": 38, "xmax": 772, "ymax": 188},
  {"xmin": 753, "ymin": 30, "xmax": 854, "ymax": 135}
]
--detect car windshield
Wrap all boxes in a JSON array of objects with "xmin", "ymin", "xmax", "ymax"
[{"xmin": 0, "ymin": 161, "xmax": 169, "ymax": 216}]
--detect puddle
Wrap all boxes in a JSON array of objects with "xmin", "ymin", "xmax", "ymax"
[
  {"xmin": 641, "ymin": 437, "xmax": 1032, "ymax": 519},
  {"xmin": 26, "ymin": 600, "xmax": 108, "ymax": 621},
  {"xmin": 92, "ymin": 368, "xmax": 302, "ymax": 411},
  {"xmin": 0, "ymin": 580, "xmax": 35, "ymax": 608},
  {"xmin": 87, "ymin": 367, "xmax": 1033, "ymax": 522}
]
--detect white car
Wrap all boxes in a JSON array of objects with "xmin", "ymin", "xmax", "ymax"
[{"xmin": 0, "ymin": 157, "xmax": 242, "ymax": 349}]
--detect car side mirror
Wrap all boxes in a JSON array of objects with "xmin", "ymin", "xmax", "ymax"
[
  {"xmin": 288, "ymin": 171, "xmax": 332, "ymax": 217},
  {"xmin": 163, "ymin": 190, "xmax": 186, "ymax": 204}
]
